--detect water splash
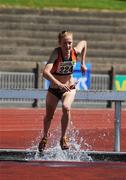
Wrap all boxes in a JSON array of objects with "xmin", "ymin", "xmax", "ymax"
[
  {"xmin": 33, "ymin": 145, "xmax": 92, "ymax": 162},
  {"xmin": 26, "ymin": 120, "xmax": 93, "ymax": 162}
]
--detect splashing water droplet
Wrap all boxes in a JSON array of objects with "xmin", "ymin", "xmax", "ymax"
[{"xmin": 26, "ymin": 121, "xmax": 93, "ymax": 162}]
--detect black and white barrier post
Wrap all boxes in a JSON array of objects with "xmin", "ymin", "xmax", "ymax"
[{"xmin": 114, "ymin": 101, "xmax": 121, "ymax": 152}]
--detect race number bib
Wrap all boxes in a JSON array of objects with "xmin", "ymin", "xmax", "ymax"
[{"xmin": 57, "ymin": 61, "xmax": 74, "ymax": 74}]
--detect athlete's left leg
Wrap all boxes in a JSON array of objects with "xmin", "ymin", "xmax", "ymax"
[{"xmin": 60, "ymin": 89, "xmax": 76, "ymax": 149}]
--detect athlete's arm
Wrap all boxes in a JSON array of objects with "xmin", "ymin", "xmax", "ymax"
[
  {"xmin": 74, "ymin": 40, "xmax": 87, "ymax": 73},
  {"xmin": 43, "ymin": 63, "xmax": 60, "ymax": 86},
  {"xmin": 43, "ymin": 48, "xmax": 60, "ymax": 85}
]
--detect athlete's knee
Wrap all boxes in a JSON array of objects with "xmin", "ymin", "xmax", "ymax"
[
  {"xmin": 44, "ymin": 113, "xmax": 54, "ymax": 122},
  {"xmin": 62, "ymin": 104, "xmax": 71, "ymax": 112}
]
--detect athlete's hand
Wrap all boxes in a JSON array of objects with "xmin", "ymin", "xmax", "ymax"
[
  {"xmin": 81, "ymin": 64, "xmax": 87, "ymax": 74},
  {"xmin": 58, "ymin": 83, "xmax": 71, "ymax": 92}
]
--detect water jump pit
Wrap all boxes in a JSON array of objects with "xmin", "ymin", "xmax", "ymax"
[{"xmin": 1, "ymin": 147, "xmax": 126, "ymax": 166}]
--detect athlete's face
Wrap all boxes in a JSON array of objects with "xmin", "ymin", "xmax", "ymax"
[{"xmin": 60, "ymin": 35, "xmax": 73, "ymax": 54}]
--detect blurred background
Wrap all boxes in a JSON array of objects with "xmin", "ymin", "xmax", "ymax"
[{"xmin": 0, "ymin": 0, "xmax": 126, "ymax": 107}]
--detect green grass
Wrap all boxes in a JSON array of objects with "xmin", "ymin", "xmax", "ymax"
[{"xmin": 0, "ymin": 0, "xmax": 126, "ymax": 11}]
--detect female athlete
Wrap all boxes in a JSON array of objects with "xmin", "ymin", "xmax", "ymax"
[{"xmin": 38, "ymin": 30, "xmax": 87, "ymax": 152}]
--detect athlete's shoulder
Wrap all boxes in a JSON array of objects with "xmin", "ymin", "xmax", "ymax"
[
  {"xmin": 71, "ymin": 48, "xmax": 78, "ymax": 60},
  {"xmin": 47, "ymin": 47, "xmax": 59, "ymax": 64}
]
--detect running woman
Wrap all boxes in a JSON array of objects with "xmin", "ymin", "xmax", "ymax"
[{"xmin": 38, "ymin": 30, "xmax": 87, "ymax": 152}]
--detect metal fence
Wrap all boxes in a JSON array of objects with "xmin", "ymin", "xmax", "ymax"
[
  {"xmin": 0, "ymin": 72, "xmax": 109, "ymax": 90},
  {"xmin": 0, "ymin": 72, "xmax": 35, "ymax": 89},
  {"xmin": 91, "ymin": 74, "xmax": 110, "ymax": 90},
  {"xmin": 0, "ymin": 71, "xmax": 111, "ymax": 107},
  {"xmin": 73, "ymin": 74, "xmax": 110, "ymax": 108},
  {"xmin": 0, "ymin": 72, "xmax": 35, "ymax": 105}
]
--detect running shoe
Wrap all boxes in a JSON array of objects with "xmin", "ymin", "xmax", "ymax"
[
  {"xmin": 38, "ymin": 137, "xmax": 47, "ymax": 152},
  {"xmin": 60, "ymin": 137, "xmax": 69, "ymax": 150}
]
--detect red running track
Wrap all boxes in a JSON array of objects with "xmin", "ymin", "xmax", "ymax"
[
  {"xmin": 1, "ymin": 161, "xmax": 126, "ymax": 180},
  {"xmin": 0, "ymin": 108, "xmax": 126, "ymax": 180},
  {"xmin": 1, "ymin": 108, "xmax": 126, "ymax": 151}
]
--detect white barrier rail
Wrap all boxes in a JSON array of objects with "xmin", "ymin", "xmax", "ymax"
[{"xmin": 0, "ymin": 89, "xmax": 126, "ymax": 152}]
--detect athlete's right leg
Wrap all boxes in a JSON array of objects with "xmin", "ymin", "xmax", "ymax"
[
  {"xmin": 38, "ymin": 91, "xmax": 59, "ymax": 152},
  {"xmin": 43, "ymin": 91, "xmax": 59, "ymax": 137}
]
